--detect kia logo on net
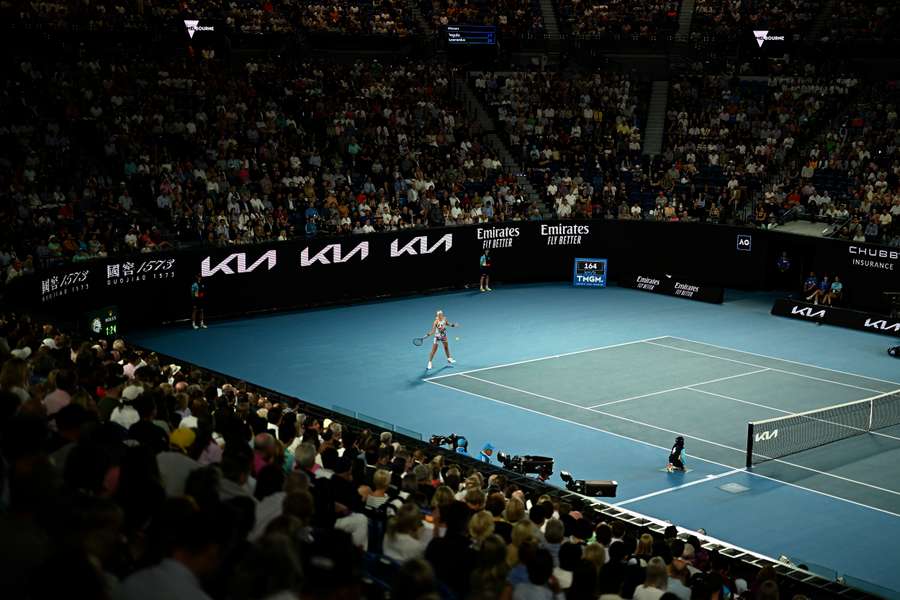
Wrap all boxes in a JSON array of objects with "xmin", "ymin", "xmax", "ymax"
[
  {"xmin": 201, "ymin": 251, "xmax": 277, "ymax": 277},
  {"xmin": 390, "ymin": 234, "xmax": 453, "ymax": 257},
  {"xmin": 300, "ymin": 242, "xmax": 369, "ymax": 267},
  {"xmin": 754, "ymin": 429, "xmax": 778, "ymax": 442},
  {"xmin": 790, "ymin": 306, "xmax": 825, "ymax": 319}
]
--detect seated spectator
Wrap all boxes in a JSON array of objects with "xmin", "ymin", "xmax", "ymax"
[
  {"xmin": 826, "ymin": 275, "xmax": 843, "ymax": 305},
  {"xmin": 803, "ymin": 271, "xmax": 819, "ymax": 302},
  {"xmin": 513, "ymin": 547, "xmax": 559, "ymax": 600},
  {"xmin": 383, "ymin": 501, "xmax": 427, "ymax": 562},
  {"xmin": 634, "ymin": 557, "xmax": 669, "ymax": 600}
]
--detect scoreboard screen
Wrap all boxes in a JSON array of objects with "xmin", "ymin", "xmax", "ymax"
[
  {"xmin": 573, "ymin": 258, "xmax": 607, "ymax": 288},
  {"xmin": 85, "ymin": 306, "xmax": 119, "ymax": 338},
  {"xmin": 447, "ymin": 25, "xmax": 497, "ymax": 45}
]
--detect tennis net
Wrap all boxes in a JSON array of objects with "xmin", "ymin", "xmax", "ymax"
[{"xmin": 745, "ymin": 390, "xmax": 900, "ymax": 467}]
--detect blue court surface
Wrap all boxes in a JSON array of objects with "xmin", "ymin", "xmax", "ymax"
[{"xmin": 130, "ymin": 283, "xmax": 900, "ymax": 595}]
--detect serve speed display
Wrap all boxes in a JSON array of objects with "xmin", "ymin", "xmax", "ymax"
[{"xmin": 573, "ymin": 258, "xmax": 607, "ymax": 288}]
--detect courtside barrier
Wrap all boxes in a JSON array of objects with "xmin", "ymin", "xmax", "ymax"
[
  {"xmin": 13, "ymin": 221, "xmax": 897, "ymax": 327},
  {"xmin": 771, "ymin": 298, "xmax": 900, "ymax": 337}
]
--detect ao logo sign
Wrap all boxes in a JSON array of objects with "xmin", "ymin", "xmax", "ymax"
[
  {"xmin": 300, "ymin": 242, "xmax": 369, "ymax": 267},
  {"xmin": 754, "ymin": 429, "xmax": 778, "ymax": 442},
  {"xmin": 791, "ymin": 306, "xmax": 825, "ymax": 319},
  {"xmin": 201, "ymin": 251, "xmax": 277, "ymax": 276},
  {"xmin": 390, "ymin": 234, "xmax": 453, "ymax": 257},
  {"xmin": 736, "ymin": 234, "xmax": 752, "ymax": 251}
]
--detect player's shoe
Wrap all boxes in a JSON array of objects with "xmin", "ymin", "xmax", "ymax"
[
  {"xmin": 193, "ymin": 323, "xmax": 199, "ymax": 330},
  {"xmin": 480, "ymin": 287, "xmax": 485, "ymax": 292},
  {"xmin": 200, "ymin": 322, "xmax": 208, "ymax": 329},
  {"xmin": 486, "ymin": 287, "xmax": 492, "ymax": 291},
  {"xmin": 427, "ymin": 361, "xmax": 432, "ymax": 369},
  {"xmin": 447, "ymin": 357, "xmax": 456, "ymax": 364}
]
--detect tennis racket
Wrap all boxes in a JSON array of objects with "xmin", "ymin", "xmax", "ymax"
[{"xmin": 413, "ymin": 335, "xmax": 429, "ymax": 346}]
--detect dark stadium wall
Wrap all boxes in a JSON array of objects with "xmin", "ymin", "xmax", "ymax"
[{"xmin": 16, "ymin": 221, "xmax": 897, "ymax": 329}]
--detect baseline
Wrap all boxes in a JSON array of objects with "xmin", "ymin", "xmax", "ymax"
[{"xmin": 423, "ymin": 336, "xmax": 668, "ymax": 381}]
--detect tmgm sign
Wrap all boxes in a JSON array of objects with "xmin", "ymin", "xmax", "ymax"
[{"xmin": 573, "ymin": 258, "xmax": 608, "ymax": 288}]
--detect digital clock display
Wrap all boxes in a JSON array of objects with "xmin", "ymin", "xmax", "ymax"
[{"xmin": 85, "ymin": 306, "xmax": 119, "ymax": 338}]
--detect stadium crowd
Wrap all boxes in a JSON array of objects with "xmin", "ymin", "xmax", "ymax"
[
  {"xmin": 1, "ymin": 1, "xmax": 898, "ymax": 284},
  {"xmin": 0, "ymin": 312, "xmax": 797, "ymax": 600},
  {"xmin": 473, "ymin": 70, "xmax": 646, "ymax": 220},
  {"xmin": 782, "ymin": 80, "xmax": 900, "ymax": 246},
  {"xmin": 690, "ymin": 0, "xmax": 820, "ymax": 47},
  {"xmin": 419, "ymin": 0, "xmax": 545, "ymax": 37},
  {"xmin": 555, "ymin": 0, "xmax": 680, "ymax": 40},
  {"xmin": 1, "ymin": 0, "xmax": 412, "ymax": 37},
  {"xmin": 0, "ymin": 53, "xmax": 538, "ymax": 279}
]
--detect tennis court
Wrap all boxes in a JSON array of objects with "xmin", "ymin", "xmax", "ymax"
[{"xmin": 425, "ymin": 336, "xmax": 900, "ymax": 516}]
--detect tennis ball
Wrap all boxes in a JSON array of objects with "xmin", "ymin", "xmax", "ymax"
[{"xmin": 455, "ymin": 336, "xmax": 460, "ymax": 341}]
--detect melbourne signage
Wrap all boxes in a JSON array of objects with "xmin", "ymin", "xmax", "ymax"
[
  {"xmin": 184, "ymin": 20, "xmax": 215, "ymax": 39},
  {"xmin": 106, "ymin": 258, "xmax": 176, "ymax": 287},
  {"xmin": 753, "ymin": 30, "xmax": 784, "ymax": 47},
  {"xmin": 300, "ymin": 242, "xmax": 369, "ymax": 267},
  {"xmin": 541, "ymin": 224, "xmax": 589, "ymax": 246},
  {"xmin": 476, "ymin": 226, "xmax": 520, "ymax": 249},
  {"xmin": 624, "ymin": 272, "xmax": 724, "ymax": 304},
  {"xmin": 389, "ymin": 234, "xmax": 453, "ymax": 257},
  {"xmin": 201, "ymin": 250, "xmax": 277, "ymax": 277},
  {"xmin": 772, "ymin": 298, "xmax": 900, "ymax": 337},
  {"xmin": 848, "ymin": 245, "xmax": 898, "ymax": 272},
  {"xmin": 736, "ymin": 234, "xmax": 752, "ymax": 252}
]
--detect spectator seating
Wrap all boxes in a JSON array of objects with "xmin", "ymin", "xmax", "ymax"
[
  {"xmin": 419, "ymin": 0, "xmax": 545, "ymax": 37},
  {"xmin": 787, "ymin": 81, "xmax": 900, "ymax": 245},
  {"xmin": 0, "ymin": 313, "xmax": 852, "ymax": 600},
  {"xmin": 556, "ymin": 0, "xmax": 680, "ymax": 41},
  {"xmin": 0, "ymin": 53, "xmax": 521, "ymax": 280}
]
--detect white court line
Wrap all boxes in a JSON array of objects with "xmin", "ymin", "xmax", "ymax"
[
  {"xmin": 614, "ymin": 468, "xmax": 745, "ymax": 507},
  {"xmin": 691, "ymin": 387, "xmax": 900, "ymax": 443},
  {"xmin": 646, "ymin": 341, "xmax": 886, "ymax": 394},
  {"xmin": 665, "ymin": 336, "xmax": 900, "ymax": 388},
  {"xmin": 424, "ymin": 378, "xmax": 900, "ymax": 519},
  {"xmin": 456, "ymin": 374, "xmax": 900, "ymax": 498},
  {"xmin": 423, "ymin": 336, "xmax": 668, "ymax": 381},
  {"xmin": 589, "ymin": 368, "xmax": 769, "ymax": 408}
]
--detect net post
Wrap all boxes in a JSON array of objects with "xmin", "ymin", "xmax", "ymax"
[
  {"xmin": 868, "ymin": 398, "xmax": 874, "ymax": 431},
  {"xmin": 745, "ymin": 422, "xmax": 754, "ymax": 469}
]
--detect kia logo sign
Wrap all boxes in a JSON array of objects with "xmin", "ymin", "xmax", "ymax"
[
  {"xmin": 790, "ymin": 305, "xmax": 826, "ymax": 319},
  {"xmin": 300, "ymin": 242, "xmax": 369, "ymax": 267},
  {"xmin": 864, "ymin": 318, "xmax": 900, "ymax": 333},
  {"xmin": 390, "ymin": 234, "xmax": 453, "ymax": 257},
  {"xmin": 201, "ymin": 251, "xmax": 277, "ymax": 277}
]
